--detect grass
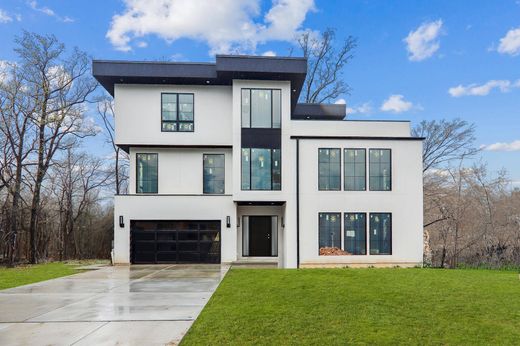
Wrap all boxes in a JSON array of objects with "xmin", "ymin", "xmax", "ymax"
[
  {"xmin": 182, "ymin": 268, "xmax": 520, "ymax": 345},
  {"xmin": 0, "ymin": 261, "xmax": 106, "ymax": 290}
]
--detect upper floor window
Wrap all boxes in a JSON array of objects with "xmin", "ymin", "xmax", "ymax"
[
  {"xmin": 203, "ymin": 154, "xmax": 225, "ymax": 194},
  {"xmin": 318, "ymin": 148, "xmax": 341, "ymax": 191},
  {"xmin": 369, "ymin": 149, "xmax": 391, "ymax": 191},
  {"xmin": 241, "ymin": 89, "xmax": 281, "ymax": 128},
  {"xmin": 161, "ymin": 93, "xmax": 194, "ymax": 132},
  {"xmin": 136, "ymin": 153, "xmax": 158, "ymax": 193},
  {"xmin": 369, "ymin": 213, "xmax": 392, "ymax": 255},
  {"xmin": 344, "ymin": 149, "xmax": 366, "ymax": 191},
  {"xmin": 241, "ymin": 148, "xmax": 281, "ymax": 190}
]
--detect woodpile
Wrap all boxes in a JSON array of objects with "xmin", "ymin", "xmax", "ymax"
[{"xmin": 319, "ymin": 247, "xmax": 351, "ymax": 256}]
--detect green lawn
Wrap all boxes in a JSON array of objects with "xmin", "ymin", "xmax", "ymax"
[
  {"xmin": 182, "ymin": 268, "xmax": 520, "ymax": 345},
  {"xmin": 0, "ymin": 262, "xmax": 88, "ymax": 290}
]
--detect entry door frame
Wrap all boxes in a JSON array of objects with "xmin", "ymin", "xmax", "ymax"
[{"xmin": 242, "ymin": 215, "xmax": 278, "ymax": 257}]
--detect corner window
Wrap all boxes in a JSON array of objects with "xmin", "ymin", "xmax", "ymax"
[
  {"xmin": 344, "ymin": 149, "xmax": 366, "ymax": 191},
  {"xmin": 344, "ymin": 213, "xmax": 367, "ymax": 255},
  {"xmin": 318, "ymin": 213, "xmax": 341, "ymax": 255},
  {"xmin": 369, "ymin": 149, "xmax": 391, "ymax": 191},
  {"xmin": 369, "ymin": 213, "xmax": 392, "ymax": 255},
  {"xmin": 203, "ymin": 154, "xmax": 225, "ymax": 194},
  {"xmin": 241, "ymin": 89, "xmax": 281, "ymax": 129},
  {"xmin": 318, "ymin": 148, "xmax": 341, "ymax": 191},
  {"xmin": 136, "ymin": 153, "xmax": 158, "ymax": 193},
  {"xmin": 241, "ymin": 148, "xmax": 281, "ymax": 190},
  {"xmin": 161, "ymin": 93, "xmax": 194, "ymax": 132}
]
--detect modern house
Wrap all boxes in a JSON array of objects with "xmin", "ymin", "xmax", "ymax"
[{"xmin": 93, "ymin": 55, "xmax": 424, "ymax": 268}]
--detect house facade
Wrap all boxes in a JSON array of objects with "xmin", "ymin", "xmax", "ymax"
[{"xmin": 93, "ymin": 55, "xmax": 423, "ymax": 268}]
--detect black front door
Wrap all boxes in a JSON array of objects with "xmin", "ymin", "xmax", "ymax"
[{"xmin": 249, "ymin": 216, "xmax": 272, "ymax": 256}]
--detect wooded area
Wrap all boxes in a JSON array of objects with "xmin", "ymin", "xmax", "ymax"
[{"xmin": 0, "ymin": 31, "xmax": 518, "ymax": 268}]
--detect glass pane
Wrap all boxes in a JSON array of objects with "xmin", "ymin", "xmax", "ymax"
[
  {"xmin": 319, "ymin": 148, "xmax": 340, "ymax": 190},
  {"xmin": 344, "ymin": 213, "xmax": 366, "ymax": 255},
  {"xmin": 251, "ymin": 148, "xmax": 271, "ymax": 190},
  {"xmin": 178, "ymin": 122, "xmax": 194, "ymax": 131},
  {"xmin": 203, "ymin": 154, "xmax": 225, "ymax": 194},
  {"xmin": 162, "ymin": 122, "xmax": 177, "ymax": 132},
  {"xmin": 251, "ymin": 89, "xmax": 271, "ymax": 128},
  {"xmin": 370, "ymin": 213, "xmax": 392, "ymax": 255},
  {"xmin": 241, "ymin": 89, "xmax": 251, "ymax": 128},
  {"xmin": 136, "ymin": 153, "xmax": 158, "ymax": 193},
  {"xmin": 241, "ymin": 149, "xmax": 251, "ymax": 190},
  {"xmin": 319, "ymin": 213, "xmax": 341, "ymax": 254},
  {"xmin": 272, "ymin": 89, "xmax": 281, "ymax": 128},
  {"xmin": 179, "ymin": 95, "xmax": 193, "ymax": 121},
  {"xmin": 369, "ymin": 149, "xmax": 391, "ymax": 191},
  {"xmin": 272, "ymin": 149, "xmax": 281, "ymax": 190}
]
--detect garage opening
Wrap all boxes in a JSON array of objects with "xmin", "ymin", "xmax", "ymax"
[{"xmin": 130, "ymin": 220, "xmax": 221, "ymax": 264}]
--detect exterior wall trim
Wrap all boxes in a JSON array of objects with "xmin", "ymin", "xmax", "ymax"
[{"xmin": 291, "ymin": 136, "xmax": 425, "ymax": 141}]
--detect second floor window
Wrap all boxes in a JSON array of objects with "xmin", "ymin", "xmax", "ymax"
[
  {"xmin": 241, "ymin": 89, "xmax": 281, "ymax": 128},
  {"xmin": 241, "ymin": 148, "xmax": 281, "ymax": 190},
  {"xmin": 161, "ymin": 93, "xmax": 194, "ymax": 132},
  {"xmin": 136, "ymin": 153, "xmax": 158, "ymax": 193},
  {"xmin": 203, "ymin": 154, "xmax": 225, "ymax": 194},
  {"xmin": 369, "ymin": 149, "xmax": 391, "ymax": 191},
  {"xmin": 318, "ymin": 148, "xmax": 341, "ymax": 191},
  {"xmin": 344, "ymin": 149, "xmax": 366, "ymax": 191}
]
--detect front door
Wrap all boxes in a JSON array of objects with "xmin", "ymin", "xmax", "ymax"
[{"xmin": 249, "ymin": 216, "xmax": 272, "ymax": 256}]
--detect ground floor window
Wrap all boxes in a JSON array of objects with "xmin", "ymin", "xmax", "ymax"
[
  {"xmin": 369, "ymin": 213, "xmax": 392, "ymax": 255},
  {"xmin": 344, "ymin": 213, "xmax": 367, "ymax": 255},
  {"xmin": 318, "ymin": 213, "xmax": 342, "ymax": 255}
]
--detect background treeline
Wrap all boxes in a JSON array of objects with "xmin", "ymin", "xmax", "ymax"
[{"xmin": 0, "ymin": 31, "xmax": 518, "ymax": 267}]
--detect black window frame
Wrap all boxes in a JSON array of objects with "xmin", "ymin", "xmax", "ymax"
[
  {"xmin": 318, "ymin": 212, "xmax": 342, "ymax": 255},
  {"xmin": 161, "ymin": 93, "xmax": 195, "ymax": 132},
  {"xmin": 344, "ymin": 148, "xmax": 367, "ymax": 191},
  {"xmin": 369, "ymin": 148, "xmax": 392, "ymax": 191},
  {"xmin": 202, "ymin": 153, "xmax": 225, "ymax": 195},
  {"xmin": 369, "ymin": 212, "xmax": 392, "ymax": 255},
  {"xmin": 136, "ymin": 153, "xmax": 158, "ymax": 194},
  {"xmin": 241, "ymin": 147, "xmax": 282, "ymax": 191},
  {"xmin": 344, "ymin": 212, "xmax": 367, "ymax": 255},
  {"xmin": 241, "ymin": 88, "xmax": 282, "ymax": 129},
  {"xmin": 318, "ymin": 148, "xmax": 341, "ymax": 191}
]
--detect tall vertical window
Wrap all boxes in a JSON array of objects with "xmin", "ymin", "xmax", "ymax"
[
  {"xmin": 203, "ymin": 154, "xmax": 225, "ymax": 194},
  {"xmin": 241, "ymin": 148, "xmax": 281, "ymax": 190},
  {"xmin": 344, "ymin": 149, "xmax": 366, "ymax": 191},
  {"xmin": 369, "ymin": 149, "xmax": 391, "ymax": 191},
  {"xmin": 136, "ymin": 153, "xmax": 158, "ymax": 193},
  {"xmin": 369, "ymin": 213, "xmax": 392, "ymax": 255},
  {"xmin": 318, "ymin": 148, "xmax": 341, "ymax": 191},
  {"xmin": 319, "ymin": 213, "xmax": 341, "ymax": 253},
  {"xmin": 161, "ymin": 93, "xmax": 194, "ymax": 132},
  {"xmin": 241, "ymin": 89, "xmax": 281, "ymax": 128},
  {"xmin": 344, "ymin": 213, "xmax": 367, "ymax": 255}
]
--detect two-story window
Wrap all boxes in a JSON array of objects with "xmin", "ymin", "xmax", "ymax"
[
  {"xmin": 317, "ymin": 148, "xmax": 391, "ymax": 191},
  {"xmin": 241, "ymin": 89, "xmax": 281, "ymax": 128},
  {"xmin": 136, "ymin": 153, "xmax": 158, "ymax": 193},
  {"xmin": 203, "ymin": 154, "xmax": 225, "ymax": 194},
  {"xmin": 161, "ymin": 93, "xmax": 194, "ymax": 132},
  {"xmin": 241, "ymin": 148, "xmax": 281, "ymax": 190}
]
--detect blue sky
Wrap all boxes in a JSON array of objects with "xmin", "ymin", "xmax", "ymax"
[{"xmin": 0, "ymin": 0, "xmax": 519, "ymax": 185}]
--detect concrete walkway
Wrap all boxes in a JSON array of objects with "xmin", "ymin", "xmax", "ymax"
[{"xmin": 0, "ymin": 264, "xmax": 229, "ymax": 346}]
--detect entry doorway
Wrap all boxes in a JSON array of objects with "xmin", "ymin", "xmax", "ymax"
[{"xmin": 242, "ymin": 216, "xmax": 278, "ymax": 257}]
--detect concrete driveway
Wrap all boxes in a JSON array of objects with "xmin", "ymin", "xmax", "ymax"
[{"xmin": 0, "ymin": 264, "xmax": 229, "ymax": 346}]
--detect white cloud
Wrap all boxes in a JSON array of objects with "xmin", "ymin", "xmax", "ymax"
[
  {"xmin": 106, "ymin": 0, "xmax": 315, "ymax": 53},
  {"xmin": 482, "ymin": 140, "xmax": 520, "ymax": 152},
  {"xmin": 28, "ymin": 1, "xmax": 74, "ymax": 22},
  {"xmin": 404, "ymin": 19, "xmax": 443, "ymax": 61},
  {"xmin": 334, "ymin": 98, "xmax": 346, "ymax": 104},
  {"xmin": 262, "ymin": 50, "xmax": 277, "ymax": 56},
  {"xmin": 344, "ymin": 101, "xmax": 372, "ymax": 116},
  {"xmin": 380, "ymin": 95, "xmax": 413, "ymax": 113},
  {"xmin": 448, "ymin": 79, "xmax": 519, "ymax": 97},
  {"xmin": 497, "ymin": 27, "xmax": 520, "ymax": 56},
  {"xmin": 136, "ymin": 41, "xmax": 148, "ymax": 48},
  {"xmin": 0, "ymin": 9, "xmax": 13, "ymax": 23}
]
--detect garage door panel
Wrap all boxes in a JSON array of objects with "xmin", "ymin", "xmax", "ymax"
[{"xmin": 130, "ymin": 220, "xmax": 221, "ymax": 264}]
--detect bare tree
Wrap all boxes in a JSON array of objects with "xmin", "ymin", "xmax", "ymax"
[
  {"xmin": 13, "ymin": 31, "xmax": 97, "ymax": 263},
  {"xmin": 413, "ymin": 119, "xmax": 479, "ymax": 173},
  {"xmin": 96, "ymin": 96, "xmax": 128, "ymax": 194},
  {"xmin": 297, "ymin": 28, "xmax": 357, "ymax": 104}
]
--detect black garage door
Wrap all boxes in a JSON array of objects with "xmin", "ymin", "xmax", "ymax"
[{"xmin": 130, "ymin": 220, "xmax": 221, "ymax": 264}]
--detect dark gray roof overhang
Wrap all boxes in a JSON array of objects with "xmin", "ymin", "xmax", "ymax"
[
  {"xmin": 92, "ymin": 55, "xmax": 307, "ymax": 108},
  {"xmin": 292, "ymin": 103, "xmax": 346, "ymax": 120}
]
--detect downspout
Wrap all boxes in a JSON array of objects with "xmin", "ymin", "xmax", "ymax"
[{"xmin": 296, "ymin": 139, "xmax": 300, "ymax": 268}]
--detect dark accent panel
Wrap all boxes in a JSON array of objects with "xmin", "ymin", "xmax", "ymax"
[
  {"xmin": 236, "ymin": 201, "xmax": 286, "ymax": 206},
  {"xmin": 292, "ymin": 103, "xmax": 346, "ymax": 120},
  {"xmin": 117, "ymin": 144, "xmax": 232, "ymax": 154},
  {"xmin": 290, "ymin": 136, "xmax": 425, "ymax": 141},
  {"xmin": 241, "ymin": 128, "xmax": 281, "ymax": 149}
]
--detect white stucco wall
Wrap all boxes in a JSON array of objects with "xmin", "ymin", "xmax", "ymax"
[
  {"xmin": 291, "ymin": 119, "xmax": 411, "ymax": 137},
  {"xmin": 114, "ymin": 84, "xmax": 233, "ymax": 146}
]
